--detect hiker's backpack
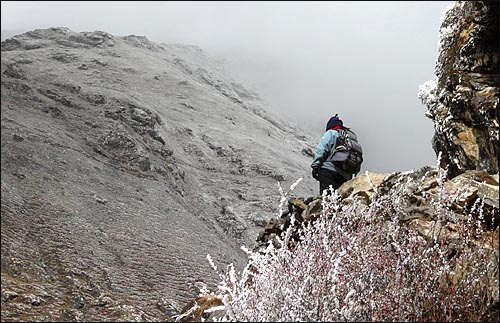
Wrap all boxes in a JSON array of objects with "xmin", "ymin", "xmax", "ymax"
[{"xmin": 326, "ymin": 128, "xmax": 363, "ymax": 175}]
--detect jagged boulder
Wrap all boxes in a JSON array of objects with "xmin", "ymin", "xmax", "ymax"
[
  {"xmin": 175, "ymin": 294, "xmax": 225, "ymax": 322},
  {"xmin": 419, "ymin": 1, "xmax": 499, "ymax": 178},
  {"xmin": 337, "ymin": 171, "xmax": 389, "ymax": 205}
]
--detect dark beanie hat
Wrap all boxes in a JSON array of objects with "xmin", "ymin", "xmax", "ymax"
[{"xmin": 326, "ymin": 115, "xmax": 343, "ymax": 131}]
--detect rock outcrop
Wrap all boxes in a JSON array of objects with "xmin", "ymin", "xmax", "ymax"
[
  {"xmin": 419, "ymin": 1, "xmax": 499, "ymax": 178},
  {"xmin": 256, "ymin": 168, "xmax": 499, "ymax": 251}
]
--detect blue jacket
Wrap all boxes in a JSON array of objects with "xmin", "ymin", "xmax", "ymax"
[{"xmin": 311, "ymin": 129, "xmax": 352, "ymax": 180}]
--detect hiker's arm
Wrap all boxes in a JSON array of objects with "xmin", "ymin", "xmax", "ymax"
[{"xmin": 311, "ymin": 131, "xmax": 337, "ymax": 168}]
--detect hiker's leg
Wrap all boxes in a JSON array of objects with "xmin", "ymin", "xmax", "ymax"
[
  {"xmin": 319, "ymin": 169, "xmax": 348, "ymax": 195},
  {"xmin": 331, "ymin": 171, "xmax": 348, "ymax": 190},
  {"xmin": 318, "ymin": 169, "xmax": 336, "ymax": 195}
]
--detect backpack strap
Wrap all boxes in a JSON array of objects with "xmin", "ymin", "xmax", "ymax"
[
  {"xmin": 323, "ymin": 128, "xmax": 345, "ymax": 162},
  {"xmin": 335, "ymin": 128, "xmax": 347, "ymax": 151}
]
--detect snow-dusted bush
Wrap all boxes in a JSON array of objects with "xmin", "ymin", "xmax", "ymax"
[{"xmin": 204, "ymin": 167, "xmax": 498, "ymax": 322}]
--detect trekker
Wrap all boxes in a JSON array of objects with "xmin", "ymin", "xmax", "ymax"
[{"xmin": 311, "ymin": 114, "xmax": 357, "ymax": 195}]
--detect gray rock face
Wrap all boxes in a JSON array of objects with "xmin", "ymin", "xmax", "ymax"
[
  {"xmin": 0, "ymin": 27, "xmax": 318, "ymax": 321},
  {"xmin": 419, "ymin": 1, "xmax": 499, "ymax": 178}
]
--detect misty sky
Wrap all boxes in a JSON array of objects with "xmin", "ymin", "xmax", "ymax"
[{"xmin": 1, "ymin": 1, "xmax": 454, "ymax": 174}]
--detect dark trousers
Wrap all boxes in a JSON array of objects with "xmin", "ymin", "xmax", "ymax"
[{"xmin": 318, "ymin": 168, "xmax": 348, "ymax": 195}]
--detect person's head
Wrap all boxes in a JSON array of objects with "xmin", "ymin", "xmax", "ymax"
[{"xmin": 326, "ymin": 114, "xmax": 343, "ymax": 131}]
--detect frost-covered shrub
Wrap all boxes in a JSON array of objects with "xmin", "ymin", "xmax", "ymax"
[{"xmin": 203, "ymin": 168, "xmax": 498, "ymax": 322}]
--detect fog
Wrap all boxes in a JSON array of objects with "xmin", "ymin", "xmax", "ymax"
[{"xmin": 1, "ymin": 1, "xmax": 454, "ymax": 174}]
